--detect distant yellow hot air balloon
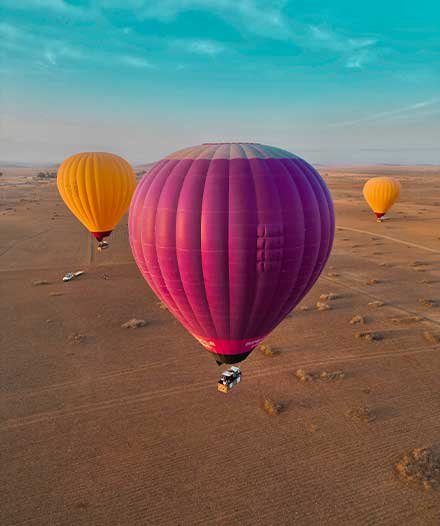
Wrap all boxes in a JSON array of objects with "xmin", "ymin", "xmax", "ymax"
[
  {"xmin": 57, "ymin": 152, "xmax": 136, "ymax": 247},
  {"xmin": 363, "ymin": 177, "xmax": 401, "ymax": 222}
]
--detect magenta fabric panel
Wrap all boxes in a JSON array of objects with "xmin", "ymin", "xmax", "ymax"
[
  {"xmin": 200, "ymin": 159, "xmax": 230, "ymax": 338},
  {"xmin": 129, "ymin": 143, "xmax": 335, "ymax": 360}
]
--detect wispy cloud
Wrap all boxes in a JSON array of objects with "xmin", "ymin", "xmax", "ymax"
[
  {"xmin": 118, "ymin": 55, "xmax": 155, "ymax": 68},
  {"xmin": 188, "ymin": 40, "xmax": 225, "ymax": 55},
  {"xmin": 41, "ymin": 44, "xmax": 84, "ymax": 66},
  {"xmin": 328, "ymin": 98, "xmax": 440, "ymax": 127},
  {"xmin": 0, "ymin": 22, "xmax": 20, "ymax": 38},
  {"xmin": 43, "ymin": 50, "xmax": 57, "ymax": 65},
  {"xmin": 1, "ymin": 25, "xmax": 84, "ymax": 67},
  {"xmin": 113, "ymin": 0, "xmax": 380, "ymax": 67},
  {"xmin": 346, "ymin": 49, "xmax": 374, "ymax": 69},
  {"xmin": 308, "ymin": 26, "xmax": 377, "ymax": 52},
  {"xmin": 174, "ymin": 39, "xmax": 226, "ymax": 56},
  {"xmin": 132, "ymin": 0, "xmax": 290, "ymax": 39},
  {"xmin": 307, "ymin": 25, "xmax": 378, "ymax": 68},
  {"xmin": 2, "ymin": 0, "xmax": 89, "ymax": 18},
  {"xmin": 0, "ymin": 21, "xmax": 155, "ymax": 71},
  {"xmin": 3, "ymin": 1, "xmax": 382, "ymax": 70}
]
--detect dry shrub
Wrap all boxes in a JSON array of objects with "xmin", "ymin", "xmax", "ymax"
[
  {"xmin": 350, "ymin": 315, "xmax": 365, "ymax": 325},
  {"xmin": 294, "ymin": 369, "xmax": 345, "ymax": 382},
  {"xmin": 299, "ymin": 305, "xmax": 310, "ymax": 311},
  {"xmin": 68, "ymin": 333, "xmax": 86, "ymax": 344},
  {"xmin": 391, "ymin": 316, "xmax": 422, "ymax": 324},
  {"xmin": 33, "ymin": 280, "xmax": 50, "ymax": 286},
  {"xmin": 308, "ymin": 423, "xmax": 319, "ymax": 433},
  {"xmin": 411, "ymin": 261, "xmax": 428, "ymax": 267},
  {"xmin": 422, "ymin": 331, "xmax": 439, "ymax": 344},
  {"xmin": 347, "ymin": 406, "xmax": 376, "ymax": 423},
  {"xmin": 121, "ymin": 318, "xmax": 147, "ymax": 329},
  {"xmin": 366, "ymin": 279, "xmax": 380, "ymax": 285},
  {"xmin": 327, "ymin": 272, "xmax": 340, "ymax": 277},
  {"xmin": 319, "ymin": 370, "xmax": 345, "ymax": 381},
  {"xmin": 262, "ymin": 398, "xmax": 282, "ymax": 416},
  {"xmin": 355, "ymin": 331, "xmax": 383, "ymax": 342},
  {"xmin": 319, "ymin": 292, "xmax": 339, "ymax": 301},
  {"xmin": 368, "ymin": 301, "xmax": 385, "ymax": 309},
  {"xmin": 395, "ymin": 447, "xmax": 440, "ymax": 491},
  {"xmin": 294, "ymin": 369, "xmax": 313, "ymax": 382},
  {"xmin": 316, "ymin": 302, "xmax": 331, "ymax": 311},
  {"xmin": 419, "ymin": 298, "xmax": 437, "ymax": 308},
  {"xmin": 157, "ymin": 301, "xmax": 168, "ymax": 311},
  {"xmin": 49, "ymin": 291, "xmax": 63, "ymax": 297},
  {"xmin": 259, "ymin": 344, "xmax": 279, "ymax": 357}
]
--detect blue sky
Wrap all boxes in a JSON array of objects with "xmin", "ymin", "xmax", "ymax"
[{"xmin": 1, "ymin": 0, "xmax": 439, "ymax": 164}]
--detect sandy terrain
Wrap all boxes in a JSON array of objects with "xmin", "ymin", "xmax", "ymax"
[{"xmin": 1, "ymin": 164, "xmax": 440, "ymax": 525}]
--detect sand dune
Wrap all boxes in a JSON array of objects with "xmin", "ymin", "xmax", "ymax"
[{"xmin": 1, "ymin": 164, "xmax": 440, "ymax": 525}]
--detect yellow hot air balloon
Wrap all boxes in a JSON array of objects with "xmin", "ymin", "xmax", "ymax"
[
  {"xmin": 363, "ymin": 176, "xmax": 401, "ymax": 222},
  {"xmin": 57, "ymin": 152, "xmax": 136, "ymax": 247}
]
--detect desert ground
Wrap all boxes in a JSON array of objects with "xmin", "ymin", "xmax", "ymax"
[{"xmin": 1, "ymin": 163, "xmax": 440, "ymax": 526}]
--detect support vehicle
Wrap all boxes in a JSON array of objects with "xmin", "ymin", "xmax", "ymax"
[{"xmin": 218, "ymin": 366, "xmax": 241, "ymax": 393}]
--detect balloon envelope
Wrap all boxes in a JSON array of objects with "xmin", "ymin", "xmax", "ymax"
[
  {"xmin": 363, "ymin": 176, "xmax": 401, "ymax": 219},
  {"xmin": 129, "ymin": 143, "xmax": 335, "ymax": 364},
  {"xmin": 57, "ymin": 152, "xmax": 136, "ymax": 240}
]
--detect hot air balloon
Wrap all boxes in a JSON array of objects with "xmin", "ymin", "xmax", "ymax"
[
  {"xmin": 57, "ymin": 152, "xmax": 136, "ymax": 248},
  {"xmin": 363, "ymin": 177, "xmax": 401, "ymax": 222},
  {"xmin": 129, "ymin": 143, "xmax": 335, "ymax": 365}
]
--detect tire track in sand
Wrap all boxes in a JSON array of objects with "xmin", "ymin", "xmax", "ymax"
[
  {"xmin": 322, "ymin": 275, "xmax": 440, "ymax": 325},
  {"xmin": 0, "ymin": 229, "xmax": 51, "ymax": 260},
  {"xmin": 1, "ymin": 344, "xmax": 438, "ymax": 431},
  {"xmin": 336, "ymin": 226, "xmax": 440, "ymax": 254}
]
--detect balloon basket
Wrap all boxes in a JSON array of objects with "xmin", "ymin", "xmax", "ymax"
[{"xmin": 97, "ymin": 240, "xmax": 109, "ymax": 252}]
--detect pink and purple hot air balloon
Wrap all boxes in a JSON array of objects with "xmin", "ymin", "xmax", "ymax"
[{"xmin": 129, "ymin": 143, "xmax": 335, "ymax": 365}]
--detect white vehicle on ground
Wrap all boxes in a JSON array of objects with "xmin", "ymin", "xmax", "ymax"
[
  {"xmin": 218, "ymin": 366, "xmax": 242, "ymax": 393},
  {"xmin": 62, "ymin": 271, "xmax": 85, "ymax": 282}
]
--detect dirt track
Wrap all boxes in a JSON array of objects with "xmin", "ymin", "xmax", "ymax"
[{"xmin": 1, "ymin": 165, "xmax": 440, "ymax": 525}]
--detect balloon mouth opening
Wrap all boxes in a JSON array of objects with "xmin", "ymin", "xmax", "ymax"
[
  {"xmin": 374, "ymin": 212, "xmax": 385, "ymax": 219},
  {"xmin": 92, "ymin": 231, "xmax": 112, "ymax": 242},
  {"xmin": 211, "ymin": 351, "xmax": 251, "ymax": 365}
]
